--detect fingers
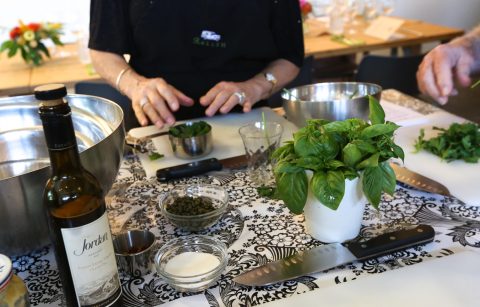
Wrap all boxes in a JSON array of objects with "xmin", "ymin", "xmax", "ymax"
[
  {"xmin": 132, "ymin": 78, "xmax": 193, "ymax": 128},
  {"xmin": 417, "ymin": 45, "xmax": 457, "ymax": 105},
  {"xmin": 417, "ymin": 43, "xmax": 476, "ymax": 105},
  {"xmin": 200, "ymin": 81, "xmax": 252, "ymax": 117},
  {"xmin": 455, "ymin": 55, "xmax": 473, "ymax": 87}
]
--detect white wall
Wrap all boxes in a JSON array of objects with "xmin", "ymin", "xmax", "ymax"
[
  {"xmin": 0, "ymin": 0, "xmax": 478, "ymax": 41},
  {"xmin": 394, "ymin": 0, "xmax": 480, "ymax": 31},
  {"xmin": 0, "ymin": 0, "xmax": 90, "ymax": 42}
]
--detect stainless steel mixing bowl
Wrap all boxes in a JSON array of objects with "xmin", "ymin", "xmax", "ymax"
[
  {"xmin": 0, "ymin": 94, "xmax": 124, "ymax": 256},
  {"xmin": 282, "ymin": 82, "xmax": 382, "ymax": 127}
]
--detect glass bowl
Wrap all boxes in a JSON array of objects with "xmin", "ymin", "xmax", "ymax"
[
  {"xmin": 154, "ymin": 235, "xmax": 228, "ymax": 292},
  {"xmin": 158, "ymin": 184, "xmax": 229, "ymax": 231}
]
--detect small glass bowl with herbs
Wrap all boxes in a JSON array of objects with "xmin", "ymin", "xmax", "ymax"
[
  {"xmin": 159, "ymin": 184, "xmax": 229, "ymax": 231},
  {"xmin": 168, "ymin": 121, "xmax": 213, "ymax": 159}
]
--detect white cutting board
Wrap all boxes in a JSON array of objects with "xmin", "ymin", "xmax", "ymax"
[
  {"xmin": 264, "ymin": 250, "xmax": 480, "ymax": 307},
  {"xmin": 393, "ymin": 111, "xmax": 480, "ymax": 206},
  {"xmin": 129, "ymin": 107, "xmax": 298, "ymax": 178}
]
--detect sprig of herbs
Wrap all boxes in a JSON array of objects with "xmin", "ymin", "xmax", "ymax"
[
  {"xmin": 256, "ymin": 186, "xmax": 277, "ymax": 198},
  {"xmin": 331, "ymin": 34, "xmax": 365, "ymax": 46},
  {"xmin": 148, "ymin": 152, "xmax": 164, "ymax": 161},
  {"xmin": 414, "ymin": 122, "xmax": 480, "ymax": 163},
  {"xmin": 272, "ymin": 96, "xmax": 404, "ymax": 213},
  {"xmin": 169, "ymin": 121, "xmax": 211, "ymax": 138}
]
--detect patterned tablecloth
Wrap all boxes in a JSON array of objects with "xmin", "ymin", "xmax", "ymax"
[{"xmin": 12, "ymin": 90, "xmax": 480, "ymax": 306}]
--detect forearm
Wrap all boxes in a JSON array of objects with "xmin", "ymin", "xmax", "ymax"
[
  {"xmin": 89, "ymin": 49, "xmax": 146, "ymax": 98},
  {"xmin": 246, "ymin": 59, "xmax": 300, "ymax": 101}
]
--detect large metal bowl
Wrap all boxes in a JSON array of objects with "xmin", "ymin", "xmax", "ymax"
[
  {"xmin": 282, "ymin": 82, "xmax": 382, "ymax": 127},
  {"xmin": 0, "ymin": 94, "xmax": 124, "ymax": 256}
]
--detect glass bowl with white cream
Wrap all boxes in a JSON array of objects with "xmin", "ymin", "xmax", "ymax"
[{"xmin": 154, "ymin": 235, "xmax": 228, "ymax": 292}]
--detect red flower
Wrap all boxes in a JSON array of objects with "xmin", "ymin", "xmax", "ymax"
[
  {"xmin": 301, "ymin": 2, "xmax": 312, "ymax": 16},
  {"xmin": 9, "ymin": 27, "xmax": 21, "ymax": 39},
  {"xmin": 28, "ymin": 23, "xmax": 41, "ymax": 32}
]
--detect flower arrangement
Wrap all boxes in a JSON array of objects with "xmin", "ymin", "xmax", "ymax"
[
  {"xmin": 299, "ymin": 0, "xmax": 313, "ymax": 20},
  {"xmin": 0, "ymin": 21, "xmax": 63, "ymax": 66}
]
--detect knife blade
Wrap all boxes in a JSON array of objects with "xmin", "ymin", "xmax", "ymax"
[
  {"xmin": 233, "ymin": 224, "xmax": 435, "ymax": 286},
  {"xmin": 390, "ymin": 163, "xmax": 451, "ymax": 196},
  {"xmin": 156, "ymin": 155, "xmax": 248, "ymax": 182}
]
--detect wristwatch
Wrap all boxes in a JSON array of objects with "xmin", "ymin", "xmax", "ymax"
[{"xmin": 263, "ymin": 72, "xmax": 278, "ymax": 96}]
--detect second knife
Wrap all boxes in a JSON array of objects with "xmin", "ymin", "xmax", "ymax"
[{"xmin": 233, "ymin": 224, "xmax": 435, "ymax": 286}]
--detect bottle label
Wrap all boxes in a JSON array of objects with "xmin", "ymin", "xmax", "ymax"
[{"xmin": 61, "ymin": 213, "xmax": 121, "ymax": 306}]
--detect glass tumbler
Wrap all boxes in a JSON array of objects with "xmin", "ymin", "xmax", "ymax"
[{"xmin": 238, "ymin": 121, "xmax": 283, "ymax": 186}]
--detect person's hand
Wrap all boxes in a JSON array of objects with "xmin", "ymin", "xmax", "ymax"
[
  {"xmin": 130, "ymin": 78, "xmax": 194, "ymax": 128},
  {"xmin": 417, "ymin": 43, "xmax": 475, "ymax": 104},
  {"xmin": 199, "ymin": 81, "xmax": 263, "ymax": 117}
]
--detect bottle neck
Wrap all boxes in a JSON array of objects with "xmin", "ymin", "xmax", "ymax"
[{"xmin": 39, "ymin": 100, "xmax": 83, "ymax": 174}]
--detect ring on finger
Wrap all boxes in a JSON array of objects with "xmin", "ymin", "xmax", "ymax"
[
  {"xmin": 233, "ymin": 91, "xmax": 246, "ymax": 106},
  {"xmin": 139, "ymin": 97, "xmax": 149, "ymax": 109}
]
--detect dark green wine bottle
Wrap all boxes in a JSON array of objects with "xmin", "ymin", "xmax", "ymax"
[{"xmin": 36, "ymin": 84, "xmax": 122, "ymax": 307}]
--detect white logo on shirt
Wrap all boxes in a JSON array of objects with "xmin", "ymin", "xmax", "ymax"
[{"xmin": 201, "ymin": 30, "xmax": 221, "ymax": 42}]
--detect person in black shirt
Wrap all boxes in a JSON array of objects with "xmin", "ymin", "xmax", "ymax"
[{"xmin": 89, "ymin": 0, "xmax": 304, "ymax": 128}]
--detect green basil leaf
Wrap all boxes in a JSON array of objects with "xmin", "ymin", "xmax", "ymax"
[
  {"xmin": 362, "ymin": 162, "xmax": 396, "ymax": 209},
  {"xmin": 360, "ymin": 123, "xmax": 399, "ymax": 139},
  {"xmin": 368, "ymin": 95, "xmax": 385, "ymax": 125},
  {"xmin": 392, "ymin": 144, "xmax": 405, "ymax": 160},
  {"xmin": 275, "ymin": 171, "xmax": 308, "ymax": 214},
  {"xmin": 294, "ymin": 131, "xmax": 338, "ymax": 159},
  {"xmin": 323, "ymin": 120, "xmax": 352, "ymax": 133},
  {"xmin": 274, "ymin": 161, "xmax": 303, "ymax": 174},
  {"xmin": 351, "ymin": 139, "xmax": 376, "ymax": 154},
  {"xmin": 311, "ymin": 170, "xmax": 345, "ymax": 210},
  {"xmin": 342, "ymin": 143, "xmax": 362, "ymax": 167},
  {"xmin": 357, "ymin": 153, "xmax": 380, "ymax": 169}
]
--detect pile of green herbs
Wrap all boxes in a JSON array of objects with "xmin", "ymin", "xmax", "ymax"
[
  {"xmin": 166, "ymin": 196, "xmax": 216, "ymax": 216},
  {"xmin": 273, "ymin": 96, "xmax": 404, "ymax": 214},
  {"xmin": 169, "ymin": 121, "xmax": 211, "ymax": 138},
  {"xmin": 415, "ymin": 122, "xmax": 480, "ymax": 163}
]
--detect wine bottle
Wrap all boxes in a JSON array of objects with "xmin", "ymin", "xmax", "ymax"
[{"xmin": 36, "ymin": 84, "xmax": 122, "ymax": 306}]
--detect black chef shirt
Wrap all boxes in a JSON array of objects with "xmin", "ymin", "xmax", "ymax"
[{"xmin": 89, "ymin": 0, "xmax": 304, "ymax": 120}]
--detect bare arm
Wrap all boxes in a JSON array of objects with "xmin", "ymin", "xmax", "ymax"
[
  {"xmin": 417, "ymin": 25, "xmax": 480, "ymax": 104},
  {"xmin": 90, "ymin": 49, "xmax": 194, "ymax": 128},
  {"xmin": 200, "ymin": 59, "xmax": 300, "ymax": 116}
]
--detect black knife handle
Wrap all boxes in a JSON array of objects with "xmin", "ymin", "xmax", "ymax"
[
  {"xmin": 156, "ymin": 158, "xmax": 223, "ymax": 182},
  {"xmin": 347, "ymin": 224, "xmax": 435, "ymax": 260}
]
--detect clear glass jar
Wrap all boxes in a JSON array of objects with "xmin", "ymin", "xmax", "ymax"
[{"xmin": 0, "ymin": 254, "xmax": 30, "ymax": 306}]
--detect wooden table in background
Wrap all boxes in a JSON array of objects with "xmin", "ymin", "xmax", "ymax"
[
  {"xmin": 0, "ymin": 44, "xmax": 101, "ymax": 97},
  {"xmin": 0, "ymin": 18, "xmax": 464, "ymax": 97},
  {"xmin": 304, "ymin": 17, "xmax": 464, "ymax": 57}
]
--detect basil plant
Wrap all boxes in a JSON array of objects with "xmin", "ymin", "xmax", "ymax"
[{"xmin": 272, "ymin": 96, "xmax": 404, "ymax": 214}]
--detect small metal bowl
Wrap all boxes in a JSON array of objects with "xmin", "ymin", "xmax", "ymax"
[
  {"xmin": 158, "ymin": 184, "xmax": 229, "ymax": 232},
  {"xmin": 113, "ymin": 229, "xmax": 156, "ymax": 277},
  {"xmin": 282, "ymin": 82, "xmax": 382, "ymax": 127},
  {"xmin": 168, "ymin": 121, "xmax": 213, "ymax": 159},
  {"xmin": 154, "ymin": 235, "xmax": 228, "ymax": 292}
]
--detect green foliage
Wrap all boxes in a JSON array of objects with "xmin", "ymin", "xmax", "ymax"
[
  {"xmin": 1, "ymin": 22, "xmax": 63, "ymax": 66},
  {"xmin": 273, "ymin": 95, "xmax": 403, "ymax": 213},
  {"xmin": 148, "ymin": 152, "xmax": 164, "ymax": 161},
  {"xmin": 415, "ymin": 122, "xmax": 480, "ymax": 163},
  {"xmin": 169, "ymin": 121, "xmax": 211, "ymax": 138}
]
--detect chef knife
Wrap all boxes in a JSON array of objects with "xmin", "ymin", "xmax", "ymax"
[
  {"xmin": 156, "ymin": 155, "xmax": 248, "ymax": 182},
  {"xmin": 390, "ymin": 163, "xmax": 451, "ymax": 196},
  {"xmin": 233, "ymin": 224, "xmax": 435, "ymax": 286}
]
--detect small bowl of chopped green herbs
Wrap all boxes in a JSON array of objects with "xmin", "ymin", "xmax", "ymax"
[
  {"xmin": 168, "ymin": 121, "xmax": 213, "ymax": 159},
  {"xmin": 159, "ymin": 184, "xmax": 229, "ymax": 231}
]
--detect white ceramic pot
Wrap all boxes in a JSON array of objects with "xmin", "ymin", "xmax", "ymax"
[{"xmin": 304, "ymin": 171, "xmax": 367, "ymax": 243}]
